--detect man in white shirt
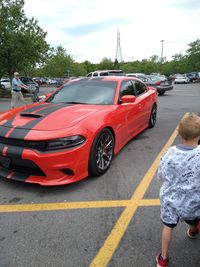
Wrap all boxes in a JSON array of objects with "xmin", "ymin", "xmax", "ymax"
[{"xmin": 11, "ymin": 72, "xmax": 28, "ymax": 108}]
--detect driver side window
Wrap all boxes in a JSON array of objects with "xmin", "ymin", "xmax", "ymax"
[
  {"xmin": 120, "ymin": 81, "xmax": 136, "ymax": 98},
  {"xmin": 134, "ymin": 81, "xmax": 147, "ymax": 95}
]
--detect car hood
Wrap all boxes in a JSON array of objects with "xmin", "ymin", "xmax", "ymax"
[{"xmin": 0, "ymin": 102, "xmax": 107, "ymax": 131}]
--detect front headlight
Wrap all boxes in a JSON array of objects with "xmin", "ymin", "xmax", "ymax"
[{"xmin": 46, "ymin": 135, "xmax": 86, "ymax": 151}]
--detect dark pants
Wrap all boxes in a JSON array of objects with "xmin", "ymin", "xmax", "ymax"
[{"xmin": 162, "ymin": 218, "xmax": 199, "ymax": 228}]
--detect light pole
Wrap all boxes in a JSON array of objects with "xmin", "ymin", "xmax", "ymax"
[{"xmin": 160, "ymin": 40, "xmax": 164, "ymax": 63}]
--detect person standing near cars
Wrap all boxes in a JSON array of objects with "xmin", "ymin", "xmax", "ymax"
[{"xmin": 11, "ymin": 72, "xmax": 28, "ymax": 108}]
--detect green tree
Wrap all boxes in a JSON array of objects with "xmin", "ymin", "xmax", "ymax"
[
  {"xmin": 186, "ymin": 39, "xmax": 200, "ymax": 71},
  {"xmin": 149, "ymin": 55, "xmax": 159, "ymax": 63},
  {"xmin": 98, "ymin": 57, "xmax": 114, "ymax": 70},
  {"xmin": 0, "ymin": 0, "xmax": 49, "ymax": 79},
  {"xmin": 42, "ymin": 46, "xmax": 74, "ymax": 77},
  {"xmin": 82, "ymin": 60, "xmax": 94, "ymax": 74},
  {"xmin": 71, "ymin": 62, "xmax": 87, "ymax": 77}
]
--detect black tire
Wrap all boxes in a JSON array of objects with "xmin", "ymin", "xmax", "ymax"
[
  {"xmin": 0, "ymin": 84, "xmax": 5, "ymax": 89},
  {"xmin": 149, "ymin": 103, "xmax": 157, "ymax": 128},
  {"xmin": 89, "ymin": 128, "xmax": 114, "ymax": 176},
  {"xmin": 158, "ymin": 91, "xmax": 165, "ymax": 96}
]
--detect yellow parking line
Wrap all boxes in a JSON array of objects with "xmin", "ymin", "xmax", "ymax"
[
  {"xmin": 0, "ymin": 200, "xmax": 131, "ymax": 213},
  {"xmin": 0, "ymin": 199, "xmax": 161, "ymax": 213},
  {"xmin": 90, "ymin": 124, "xmax": 178, "ymax": 267},
  {"xmin": 139, "ymin": 199, "xmax": 160, "ymax": 206}
]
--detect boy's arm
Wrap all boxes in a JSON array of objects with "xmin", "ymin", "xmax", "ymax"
[{"xmin": 157, "ymin": 157, "xmax": 165, "ymax": 181}]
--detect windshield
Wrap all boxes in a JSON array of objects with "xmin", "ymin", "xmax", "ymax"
[{"xmin": 46, "ymin": 79, "xmax": 117, "ymax": 105}]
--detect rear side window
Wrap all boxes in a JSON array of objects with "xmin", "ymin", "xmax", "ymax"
[
  {"xmin": 100, "ymin": 72, "xmax": 109, "ymax": 76},
  {"xmin": 108, "ymin": 71, "xmax": 124, "ymax": 76}
]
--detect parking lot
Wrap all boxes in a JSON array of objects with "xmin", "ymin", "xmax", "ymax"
[{"xmin": 0, "ymin": 83, "xmax": 200, "ymax": 267}]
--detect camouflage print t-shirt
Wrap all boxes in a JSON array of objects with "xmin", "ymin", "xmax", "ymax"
[{"xmin": 157, "ymin": 144, "xmax": 200, "ymax": 224}]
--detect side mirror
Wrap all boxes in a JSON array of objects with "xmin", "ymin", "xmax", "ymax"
[{"xmin": 121, "ymin": 95, "xmax": 136, "ymax": 103}]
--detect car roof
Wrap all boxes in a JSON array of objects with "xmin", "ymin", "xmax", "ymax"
[
  {"xmin": 91, "ymin": 69, "xmax": 123, "ymax": 72},
  {"xmin": 68, "ymin": 76, "xmax": 143, "ymax": 84}
]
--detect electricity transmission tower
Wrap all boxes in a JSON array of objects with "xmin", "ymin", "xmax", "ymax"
[{"xmin": 115, "ymin": 29, "xmax": 123, "ymax": 62}]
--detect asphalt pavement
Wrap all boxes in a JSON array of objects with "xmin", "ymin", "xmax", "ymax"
[{"xmin": 0, "ymin": 83, "xmax": 200, "ymax": 267}]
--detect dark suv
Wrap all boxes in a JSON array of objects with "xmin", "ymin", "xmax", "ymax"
[
  {"xmin": 189, "ymin": 72, "xmax": 200, "ymax": 82},
  {"xmin": 20, "ymin": 76, "xmax": 39, "ymax": 93}
]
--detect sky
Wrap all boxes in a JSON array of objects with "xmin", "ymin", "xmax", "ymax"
[{"xmin": 24, "ymin": 0, "xmax": 200, "ymax": 63}]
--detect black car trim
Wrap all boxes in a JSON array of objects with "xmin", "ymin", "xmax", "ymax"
[
  {"xmin": 0, "ymin": 167, "xmax": 29, "ymax": 182},
  {"xmin": 0, "ymin": 167, "xmax": 11, "ymax": 178}
]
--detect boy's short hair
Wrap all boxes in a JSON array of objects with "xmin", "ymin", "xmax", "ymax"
[{"xmin": 178, "ymin": 112, "xmax": 200, "ymax": 140}]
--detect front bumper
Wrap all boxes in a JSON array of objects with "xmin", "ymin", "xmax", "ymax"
[{"xmin": 0, "ymin": 142, "xmax": 90, "ymax": 186}]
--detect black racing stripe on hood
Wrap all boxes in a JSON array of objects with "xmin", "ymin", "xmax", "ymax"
[
  {"xmin": 0, "ymin": 104, "xmax": 60, "ymax": 138},
  {"xmin": 8, "ymin": 103, "xmax": 70, "ymax": 139},
  {"xmin": 0, "ymin": 118, "xmax": 15, "ymax": 137},
  {"xmin": 2, "ymin": 117, "xmax": 15, "ymax": 127},
  {"xmin": 32, "ymin": 103, "xmax": 69, "ymax": 116},
  {"xmin": 0, "ymin": 126, "xmax": 12, "ymax": 138},
  {"xmin": 22, "ymin": 103, "xmax": 51, "ymax": 113}
]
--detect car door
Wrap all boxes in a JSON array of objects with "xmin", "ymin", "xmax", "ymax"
[
  {"xmin": 133, "ymin": 80, "xmax": 152, "ymax": 129},
  {"xmin": 118, "ymin": 80, "xmax": 141, "ymax": 138}
]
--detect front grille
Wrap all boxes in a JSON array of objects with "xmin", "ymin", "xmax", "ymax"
[
  {"xmin": 0, "ymin": 158, "xmax": 45, "ymax": 176},
  {"xmin": 0, "ymin": 137, "xmax": 46, "ymax": 151}
]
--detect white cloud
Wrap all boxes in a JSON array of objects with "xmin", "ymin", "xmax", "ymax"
[{"xmin": 24, "ymin": 0, "xmax": 200, "ymax": 63}]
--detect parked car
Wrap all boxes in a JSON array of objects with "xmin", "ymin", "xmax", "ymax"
[
  {"xmin": 186, "ymin": 73, "xmax": 194, "ymax": 82},
  {"xmin": 87, "ymin": 70, "xmax": 125, "ymax": 77},
  {"xmin": 139, "ymin": 75, "xmax": 173, "ymax": 96},
  {"xmin": 0, "ymin": 78, "xmax": 11, "ymax": 89},
  {"xmin": 151, "ymin": 74, "xmax": 168, "ymax": 82},
  {"xmin": 33, "ymin": 77, "xmax": 47, "ymax": 86},
  {"xmin": 174, "ymin": 74, "xmax": 190, "ymax": 84},
  {"xmin": 189, "ymin": 72, "xmax": 200, "ymax": 82},
  {"xmin": 0, "ymin": 76, "xmax": 157, "ymax": 185},
  {"xmin": 126, "ymin": 73, "xmax": 145, "ymax": 78},
  {"xmin": 19, "ymin": 76, "xmax": 39, "ymax": 93}
]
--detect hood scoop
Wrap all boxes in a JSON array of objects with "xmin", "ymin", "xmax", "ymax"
[{"xmin": 20, "ymin": 113, "xmax": 44, "ymax": 118}]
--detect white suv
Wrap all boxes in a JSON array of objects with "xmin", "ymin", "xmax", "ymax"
[{"xmin": 87, "ymin": 70, "xmax": 125, "ymax": 77}]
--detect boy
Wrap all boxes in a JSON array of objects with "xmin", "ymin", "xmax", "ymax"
[{"xmin": 156, "ymin": 112, "xmax": 200, "ymax": 267}]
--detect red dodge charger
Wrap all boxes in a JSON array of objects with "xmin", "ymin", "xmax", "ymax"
[{"xmin": 0, "ymin": 76, "xmax": 157, "ymax": 185}]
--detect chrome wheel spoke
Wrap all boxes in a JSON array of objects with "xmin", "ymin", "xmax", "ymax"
[{"xmin": 96, "ymin": 133, "xmax": 113, "ymax": 170}]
